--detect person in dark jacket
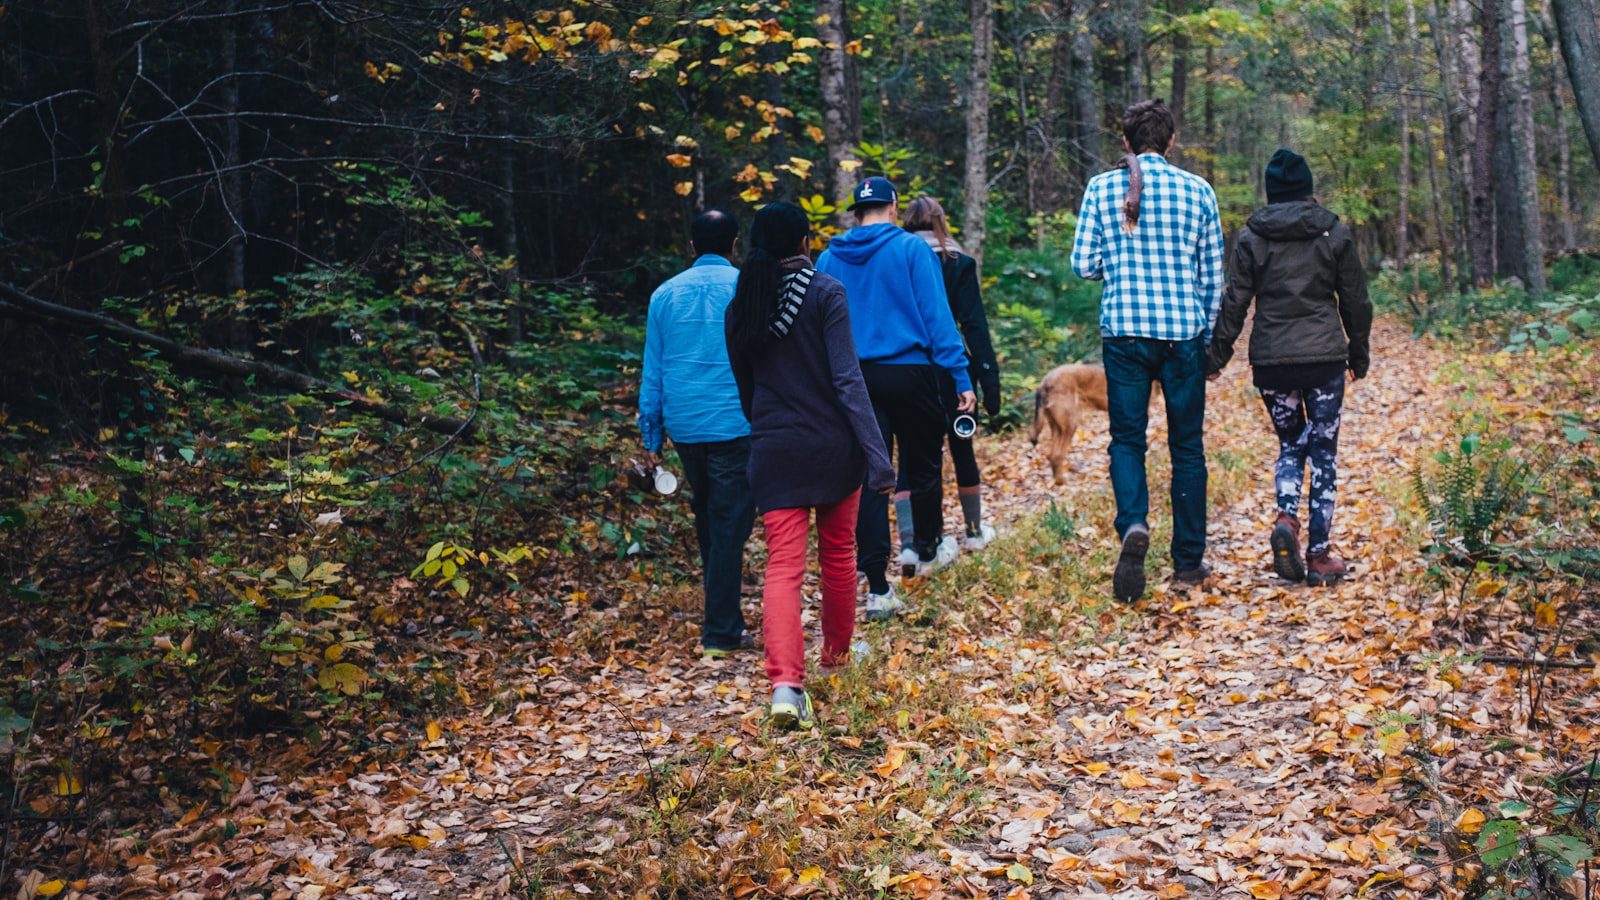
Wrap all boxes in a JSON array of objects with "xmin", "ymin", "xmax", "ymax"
[
  {"xmin": 725, "ymin": 202, "xmax": 895, "ymax": 731},
  {"xmin": 1207, "ymin": 148, "xmax": 1373, "ymax": 586},
  {"xmin": 898, "ymin": 196, "xmax": 1002, "ymax": 551}
]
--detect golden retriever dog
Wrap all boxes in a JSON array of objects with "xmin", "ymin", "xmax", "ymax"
[{"xmin": 1029, "ymin": 364, "xmax": 1110, "ymax": 484}]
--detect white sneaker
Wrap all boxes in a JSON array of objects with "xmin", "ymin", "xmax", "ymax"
[
  {"xmin": 897, "ymin": 546, "xmax": 919, "ymax": 579},
  {"xmin": 864, "ymin": 585, "xmax": 904, "ymax": 621},
  {"xmin": 962, "ymin": 524, "xmax": 997, "ymax": 552},
  {"xmin": 914, "ymin": 536, "xmax": 960, "ymax": 576}
]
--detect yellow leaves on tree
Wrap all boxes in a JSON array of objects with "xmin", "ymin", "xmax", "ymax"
[{"xmin": 665, "ymin": 153, "xmax": 693, "ymax": 168}]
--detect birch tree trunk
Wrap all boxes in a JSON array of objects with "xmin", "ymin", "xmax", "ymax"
[
  {"xmin": 1431, "ymin": 0, "xmax": 1473, "ymax": 290},
  {"xmin": 963, "ymin": 0, "xmax": 994, "ymax": 267},
  {"xmin": 1501, "ymin": 0, "xmax": 1547, "ymax": 297},
  {"xmin": 817, "ymin": 0, "xmax": 861, "ymax": 225},
  {"xmin": 1550, "ymin": 0, "xmax": 1600, "ymax": 170}
]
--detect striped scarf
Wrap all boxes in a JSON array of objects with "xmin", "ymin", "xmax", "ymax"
[{"xmin": 769, "ymin": 266, "xmax": 814, "ymax": 340}]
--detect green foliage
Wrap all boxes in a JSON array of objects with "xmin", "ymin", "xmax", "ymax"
[
  {"xmin": 1465, "ymin": 774, "xmax": 1599, "ymax": 898},
  {"xmin": 1412, "ymin": 433, "xmax": 1540, "ymax": 558}
]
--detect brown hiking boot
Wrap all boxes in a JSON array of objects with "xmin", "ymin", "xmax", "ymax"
[
  {"xmin": 1271, "ymin": 513, "xmax": 1305, "ymax": 583},
  {"xmin": 1172, "ymin": 563, "xmax": 1212, "ymax": 588},
  {"xmin": 1306, "ymin": 549, "xmax": 1348, "ymax": 587}
]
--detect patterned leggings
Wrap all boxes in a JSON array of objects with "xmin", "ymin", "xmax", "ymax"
[{"xmin": 1260, "ymin": 375, "xmax": 1345, "ymax": 555}]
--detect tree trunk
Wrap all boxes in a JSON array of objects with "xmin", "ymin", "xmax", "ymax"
[
  {"xmin": 1470, "ymin": 0, "xmax": 1502, "ymax": 287},
  {"xmin": 1033, "ymin": 0, "xmax": 1075, "ymax": 232},
  {"xmin": 500, "ymin": 148, "xmax": 523, "ymax": 343},
  {"xmin": 1203, "ymin": 44, "xmax": 1217, "ymax": 183},
  {"xmin": 1493, "ymin": 90, "xmax": 1519, "ymax": 279},
  {"xmin": 1072, "ymin": 22, "xmax": 1102, "ymax": 185},
  {"xmin": 1126, "ymin": 0, "xmax": 1146, "ymax": 107},
  {"xmin": 1390, "ymin": 4, "xmax": 1411, "ymax": 267},
  {"xmin": 1422, "ymin": 114, "xmax": 1455, "ymax": 290},
  {"xmin": 963, "ymin": 0, "xmax": 994, "ymax": 267},
  {"xmin": 1432, "ymin": 0, "xmax": 1474, "ymax": 291},
  {"xmin": 1542, "ymin": 3, "xmax": 1581, "ymax": 252},
  {"xmin": 1501, "ymin": 0, "xmax": 1547, "ymax": 297},
  {"xmin": 1550, "ymin": 0, "xmax": 1600, "ymax": 171},
  {"xmin": 1168, "ymin": 0, "xmax": 1189, "ymax": 165},
  {"xmin": 816, "ymin": 0, "xmax": 861, "ymax": 224}
]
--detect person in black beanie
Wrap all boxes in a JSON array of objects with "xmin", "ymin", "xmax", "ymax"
[{"xmin": 1207, "ymin": 148, "xmax": 1372, "ymax": 587}]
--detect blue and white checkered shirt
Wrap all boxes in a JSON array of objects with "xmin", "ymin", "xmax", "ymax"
[{"xmin": 1070, "ymin": 153, "xmax": 1224, "ymax": 342}]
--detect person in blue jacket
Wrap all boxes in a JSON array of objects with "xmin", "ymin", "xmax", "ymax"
[
  {"xmin": 639, "ymin": 209, "xmax": 756, "ymax": 659},
  {"xmin": 815, "ymin": 177, "xmax": 976, "ymax": 621}
]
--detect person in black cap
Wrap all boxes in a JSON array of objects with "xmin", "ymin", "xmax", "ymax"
[
  {"xmin": 1207, "ymin": 148, "xmax": 1373, "ymax": 587},
  {"xmin": 815, "ymin": 176, "xmax": 976, "ymax": 621}
]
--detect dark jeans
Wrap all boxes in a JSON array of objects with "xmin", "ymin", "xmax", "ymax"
[
  {"xmin": 895, "ymin": 368, "xmax": 980, "ymax": 489},
  {"xmin": 858, "ymin": 363, "xmax": 945, "ymax": 587},
  {"xmin": 675, "ymin": 438, "xmax": 755, "ymax": 650},
  {"xmin": 1260, "ymin": 375, "xmax": 1345, "ymax": 555},
  {"xmin": 1102, "ymin": 334, "xmax": 1208, "ymax": 571}
]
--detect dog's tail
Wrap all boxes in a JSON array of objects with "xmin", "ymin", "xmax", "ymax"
[{"xmin": 1028, "ymin": 383, "xmax": 1047, "ymax": 446}]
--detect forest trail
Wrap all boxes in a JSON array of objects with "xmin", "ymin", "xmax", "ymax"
[{"xmin": 123, "ymin": 320, "xmax": 1561, "ymax": 898}]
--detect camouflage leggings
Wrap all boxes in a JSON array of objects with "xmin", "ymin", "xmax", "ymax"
[{"xmin": 1260, "ymin": 375, "xmax": 1345, "ymax": 555}]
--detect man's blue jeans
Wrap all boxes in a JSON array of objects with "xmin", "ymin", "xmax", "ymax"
[
  {"xmin": 1101, "ymin": 334, "xmax": 1208, "ymax": 571},
  {"xmin": 675, "ymin": 438, "xmax": 755, "ymax": 650}
]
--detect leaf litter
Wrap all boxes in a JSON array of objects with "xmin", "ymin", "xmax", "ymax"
[{"xmin": 19, "ymin": 320, "xmax": 1600, "ymax": 898}]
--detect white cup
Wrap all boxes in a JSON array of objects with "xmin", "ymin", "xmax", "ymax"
[{"xmin": 653, "ymin": 466, "xmax": 679, "ymax": 495}]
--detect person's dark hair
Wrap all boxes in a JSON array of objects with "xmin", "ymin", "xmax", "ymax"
[
  {"xmin": 1117, "ymin": 99, "xmax": 1175, "ymax": 229},
  {"xmin": 1122, "ymin": 99, "xmax": 1175, "ymax": 155},
  {"xmin": 902, "ymin": 197, "xmax": 957, "ymax": 260},
  {"xmin": 727, "ymin": 202, "xmax": 811, "ymax": 358},
  {"xmin": 691, "ymin": 208, "xmax": 739, "ymax": 257}
]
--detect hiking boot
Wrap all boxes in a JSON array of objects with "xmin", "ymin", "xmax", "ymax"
[
  {"xmin": 913, "ymin": 536, "xmax": 960, "ymax": 577},
  {"xmin": 1270, "ymin": 513, "xmax": 1305, "ymax": 583},
  {"xmin": 769, "ymin": 686, "xmax": 816, "ymax": 731},
  {"xmin": 1306, "ymin": 549, "xmax": 1348, "ymax": 587},
  {"xmin": 702, "ymin": 632, "xmax": 758, "ymax": 661},
  {"xmin": 1172, "ymin": 563, "xmax": 1212, "ymax": 588},
  {"xmin": 1112, "ymin": 526, "xmax": 1150, "ymax": 602},
  {"xmin": 864, "ymin": 585, "xmax": 904, "ymax": 622},
  {"xmin": 962, "ymin": 523, "xmax": 997, "ymax": 552},
  {"xmin": 898, "ymin": 546, "xmax": 919, "ymax": 579}
]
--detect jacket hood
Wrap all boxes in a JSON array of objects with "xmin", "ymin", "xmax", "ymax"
[
  {"xmin": 824, "ymin": 222, "xmax": 906, "ymax": 264},
  {"xmin": 911, "ymin": 229, "xmax": 966, "ymax": 257},
  {"xmin": 1247, "ymin": 202, "xmax": 1340, "ymax": 242}
]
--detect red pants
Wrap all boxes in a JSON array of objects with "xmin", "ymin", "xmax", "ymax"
[{"xmin": 761, "ymin": 489, "xmax": 860, "ymax": 688}]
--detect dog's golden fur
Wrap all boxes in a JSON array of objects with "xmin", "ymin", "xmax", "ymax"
[{"xmin": 1029, "ymin": 364, "xmax": 1110, "ymax": 484}]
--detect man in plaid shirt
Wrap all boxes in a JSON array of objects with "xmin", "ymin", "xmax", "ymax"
[{"xmin": 1070, "ymin": 99, "xmax": 1223, "ymax": 602}]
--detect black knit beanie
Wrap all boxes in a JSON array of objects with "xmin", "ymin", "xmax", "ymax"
[{"xmin": 1265, "ymin": 148, "xmax": 1314, "ymax": 203}]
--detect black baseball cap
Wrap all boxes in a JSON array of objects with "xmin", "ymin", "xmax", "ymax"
[{"xmin": 848, "ymin": 176, "xmax": 898, "ymax": 211}]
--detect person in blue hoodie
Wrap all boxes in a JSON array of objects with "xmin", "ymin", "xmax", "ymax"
[{"xmin": 815, "ymin": 176, "xmax": 976, "ymax": 621}]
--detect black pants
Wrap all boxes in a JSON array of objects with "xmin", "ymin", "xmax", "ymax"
[
  {"xmin": 675, "ymin": 437, "xmax": 755, "ymax": 650},
  {"xmin": 858, "ymin": 363, "xmax": 946, "ymax": 584},
  {"xmin": 895, "ymin": 368, "xmax": 980, "ymax": 487}
]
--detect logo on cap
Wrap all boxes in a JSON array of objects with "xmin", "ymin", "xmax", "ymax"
[{"xmin": 860, "ymin": 181, "xmax": 874, "ymax": 198}]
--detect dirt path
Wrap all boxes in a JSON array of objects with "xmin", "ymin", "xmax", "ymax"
[
  {"xmin": 951, "ymin": 319, "xmax": 1453, "ymax": 896},
  {"xmin": 114, "ymin": 320, "xmax": 1520, "ymax": 898}
]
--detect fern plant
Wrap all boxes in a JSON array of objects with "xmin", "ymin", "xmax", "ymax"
[{"xmin": 1412, "ymin": 433, "xmax": 1541, "ymax": 557}]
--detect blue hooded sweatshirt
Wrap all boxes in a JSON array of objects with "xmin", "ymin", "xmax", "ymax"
[{"xmin": 816, "ymin": 223, "xmax": 973, "ymax": 393}]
